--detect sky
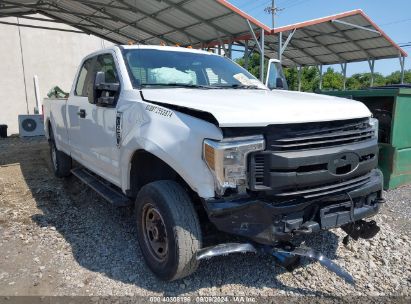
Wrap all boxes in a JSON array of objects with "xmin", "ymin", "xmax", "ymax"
[{"xmin": 229, "ymin": 0, "xmax": 411, "ymax": 76}]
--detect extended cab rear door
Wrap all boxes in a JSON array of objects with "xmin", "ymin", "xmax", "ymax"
[
  {"xmin": 67, "ymin": 56, "xmax": 95, "ymax": 162},
  {"xmin": 67, "ymin": 51, "xmax": 122, "ymax": 186}
]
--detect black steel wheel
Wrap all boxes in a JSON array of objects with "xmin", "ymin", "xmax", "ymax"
[
  {"xmin": 142, "ymin": 204, "xmax": 169, "ymax": 262},
  {"xmin": 135, "ymin": 180, "xmax": 202, "ymax": 281}
]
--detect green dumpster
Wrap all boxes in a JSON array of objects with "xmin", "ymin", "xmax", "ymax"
[{"xmin": 321, "ymin": 86, "xmax": 411, "ymax": 190}]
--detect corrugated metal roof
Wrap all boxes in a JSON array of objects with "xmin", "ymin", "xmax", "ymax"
[
  {"xmin": 0, "ymin": 0, "xmax": 269, "ymax": 46},
  {"xmin": 0, "ymin": 2, "xmax": 406, "ymax": 67},
  {"xmin": 260, "ymin": 9, "xmax": 407, "ymax": 66}
]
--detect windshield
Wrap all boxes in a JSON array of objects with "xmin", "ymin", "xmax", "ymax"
[{"xmin": 122, "ymin": 48, "xmax": 266, "ymax": 89}]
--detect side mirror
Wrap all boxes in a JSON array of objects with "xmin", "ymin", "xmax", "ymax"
[
  {"xmin": 95, "ymin": 71, "xmax": 105, "ymax": 88},
  {"xmin": 265, "ymin": 59, "xmax": 288, "ymax": 90},
  {"xmin": 276, "ymin": 77, "xmax": 284, "ymax": 89},
  {"xmin": 94, "ymin": 71, "xmax": 120, "ymax": 106}
]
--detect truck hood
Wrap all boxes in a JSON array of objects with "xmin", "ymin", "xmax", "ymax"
[{"xmin": 141, "ymin": 88, "xmax": 371, "ymax": 127}]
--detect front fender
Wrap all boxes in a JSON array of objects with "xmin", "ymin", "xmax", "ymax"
[{"xmin": 119, "ymin": 101, "xmax": 222, "ymax": 198}]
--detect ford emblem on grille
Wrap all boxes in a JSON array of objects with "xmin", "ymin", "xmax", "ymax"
[{"xmin": 328, "ymin": 152, "xmax": 360, "ymax": 175}]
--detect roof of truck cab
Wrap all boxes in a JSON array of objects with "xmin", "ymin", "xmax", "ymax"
[{"xmin": 81, "ymin": 44, "xmax": 218, "ymax": 61}]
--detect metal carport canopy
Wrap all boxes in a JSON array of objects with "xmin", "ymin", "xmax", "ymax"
[
  {"xmin": 260, "ymin": 9, "xmax": 407, "ymax": 67},
  {"xmin": 0, "ymin": 0, "xmax": 270, "ymax": 50},
  {"xmin": 0, "ymin": 2, "xmax": 407, "ymax": 83}
]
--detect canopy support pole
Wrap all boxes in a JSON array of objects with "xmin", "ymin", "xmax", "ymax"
[
  {"xmin": 246, "ymin": 20, "xmax": 265, "ymax": 82},
  {"xmin": 399, "ymin": 56, "xmax": 405, "ymax": 84},
  {"xmin": 298, "ymin": 66, "xmax": 302, "ymax": 91},
  {"xmin": 260, "ymin": 28, "xmax": 265, "ymax": 82},
  {"xmin": 228, "ymin": 42, "xmax": 232, "ymax": 59},
  {"xmin": 246, "ymin": 20, "xmax": 262, "ymax": 53},
  {"xmin": 341, "ymin": 62, "xmax": 347, "ymax": 90},
  {"xmin": 331, "ymin": 19, "xmax": 381, "ymax": 35},
  {"xmin": 280, "ymin": 29, "xmax": 296, "ymax": 58},
  {"xmin": 246, "ymin": 20, "xmax": 265, "ymax": 81},
  {"xmin": 215, "ymin": 31, "xmax": 229, "ymax": 57},
  {"xmin": 318, "ymin": 64, "xmax": 323, "ymax": 90},
  {"xmin": 244, "ymin": 40, "xmax": 249, "ymax": 70},
  {"xmin": 278, "ymin": 32, "xmax": 283, "ymax": 62},
  {"xmin": 368, "ymin": 59, "xmax": 375, "ymax": 87}
]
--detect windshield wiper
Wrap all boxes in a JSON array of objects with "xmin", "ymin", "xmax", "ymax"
[
  {"xmin": 213, "ymin": 84, "xmax": 265, "ymax": 90},
  {"xmin": 141, "ymin": 83, "xmax": 265, "ymax": 90},
  {"xmin": 141, "ymin": 83, "xmax": 214, "ymax": 89}
]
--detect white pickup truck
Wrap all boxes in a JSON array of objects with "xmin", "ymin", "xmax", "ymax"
[{"xmin": 43, "ymin": 45, "xmax": 384, "ymax": 283}]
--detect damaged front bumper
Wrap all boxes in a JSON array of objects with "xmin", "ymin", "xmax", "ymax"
[
  {"xmin": 196, "ymin": 242, "xmax": 356, "ymax": 285},
  {"xmin": 203, "ymin": 169, "xmax": 384, "ymax": 245}
]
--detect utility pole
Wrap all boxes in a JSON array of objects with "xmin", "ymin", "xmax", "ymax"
[
  {"xmin": 265, "ymin": 0, "xmax": 284, "ymax": 62},
  {"xmin": 265, "ymin": 0, "xmax": 283, "ymax": 28},
  {"xmin": 271, "ymin": 0, "xmax": 275, "ymax": 28}
]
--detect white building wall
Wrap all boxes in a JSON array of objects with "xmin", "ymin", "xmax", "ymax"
[{"xmin": 0, "ymin": 15, "xmax": 112, "ymax": 135}]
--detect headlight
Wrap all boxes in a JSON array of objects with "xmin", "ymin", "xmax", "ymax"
[
  {"xmin": 369, "ymin": 117, "xmax": 379, "ymax": 140},
  {"xmin": 203, "ymin": 135, "xmax": 265, "ymax": 196}
]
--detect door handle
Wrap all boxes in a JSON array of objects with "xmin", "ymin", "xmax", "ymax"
[{"xmin": 77, "ymin": 109, "xmax": 86, "ymax": 118}]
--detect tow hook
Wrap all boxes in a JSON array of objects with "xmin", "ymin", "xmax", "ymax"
[
  {"xmin": 196, "ymin": 242, "xmax": 355, "ymax": 285},
  {"xmin": 341, "ymin": 220, "xmax": 381, "ymax": 245}
]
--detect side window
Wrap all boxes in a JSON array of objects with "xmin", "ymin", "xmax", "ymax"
[
  {"xmin": 75, "ymin": 58, "xmax": 93, "ymax": 96},
  {"xmin": 95, "ymin": 54, "xmax": 119, "ymax": 83}
]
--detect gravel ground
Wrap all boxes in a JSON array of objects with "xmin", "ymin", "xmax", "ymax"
[{"xmin": 0, "ymin": 137, "xmax": 410, "ymax": 298}]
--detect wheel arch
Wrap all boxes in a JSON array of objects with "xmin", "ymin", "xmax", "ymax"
[
  {"xmin": 45, "ymin": 118, "xmax": 52, "ymax": 140},
  {"xmin": 128, "ymin": 149, "xmax": 194, "ymax": 199}
]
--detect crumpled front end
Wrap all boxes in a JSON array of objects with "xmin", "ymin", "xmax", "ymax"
[
  {"xmin": 204, "ymin": 169, "xmax": 383, "ymax": 244},
  {"xmin": 203, "ymin": 117, "xmax": 384, "ymax": 245}
]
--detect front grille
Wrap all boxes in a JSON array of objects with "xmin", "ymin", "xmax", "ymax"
[
  {"xmin": 247, "ymin": 117, "xmax": 379, "ymax": 197},
  {"xmin": 274, "ymin": 173, "xmax": 372, "ymax": 199},
  {"xmin": 266, "ymin": 118, "xmax": 374, "ymax": 151}
]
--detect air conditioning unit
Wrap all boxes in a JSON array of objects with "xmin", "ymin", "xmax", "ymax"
[{"xmin": 18, "ymin": 115, "xmax": 45, "ymax": 137}]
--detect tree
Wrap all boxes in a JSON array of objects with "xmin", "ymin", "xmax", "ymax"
[
  {"xmin": 346, "ymin": 72, "xmax": 386, "ymax": 89},
  {"xmin": 385, "ymin": 70, "xmax": 411, "ymax": 84},
  {"xmin": 284, "ymin": 67, "xmax": 298, "ymax": 91},
  {"xmin": 236, "ymin": 52, "xmax": 409, "ymax": 91},
  {"xmin": 301, "ymin": 66, "xmax": 320, "ymax": 92},
  {"xmin": 322, "ymin": 67, "xmax": 344, "ymax": 90}
]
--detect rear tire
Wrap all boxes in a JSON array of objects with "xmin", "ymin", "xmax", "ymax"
[
  {"xmin": 49, "ymin": 128, "xmax": 71, "ymax": 178},
  {"xmin": 135, "ymin": 180, "xmax": 202, "ymax": 281}
]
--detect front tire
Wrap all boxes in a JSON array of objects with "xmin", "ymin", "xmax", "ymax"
[{"xmin": 135, "ymin": 180, "xmax": 202, "ymax": 281}]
